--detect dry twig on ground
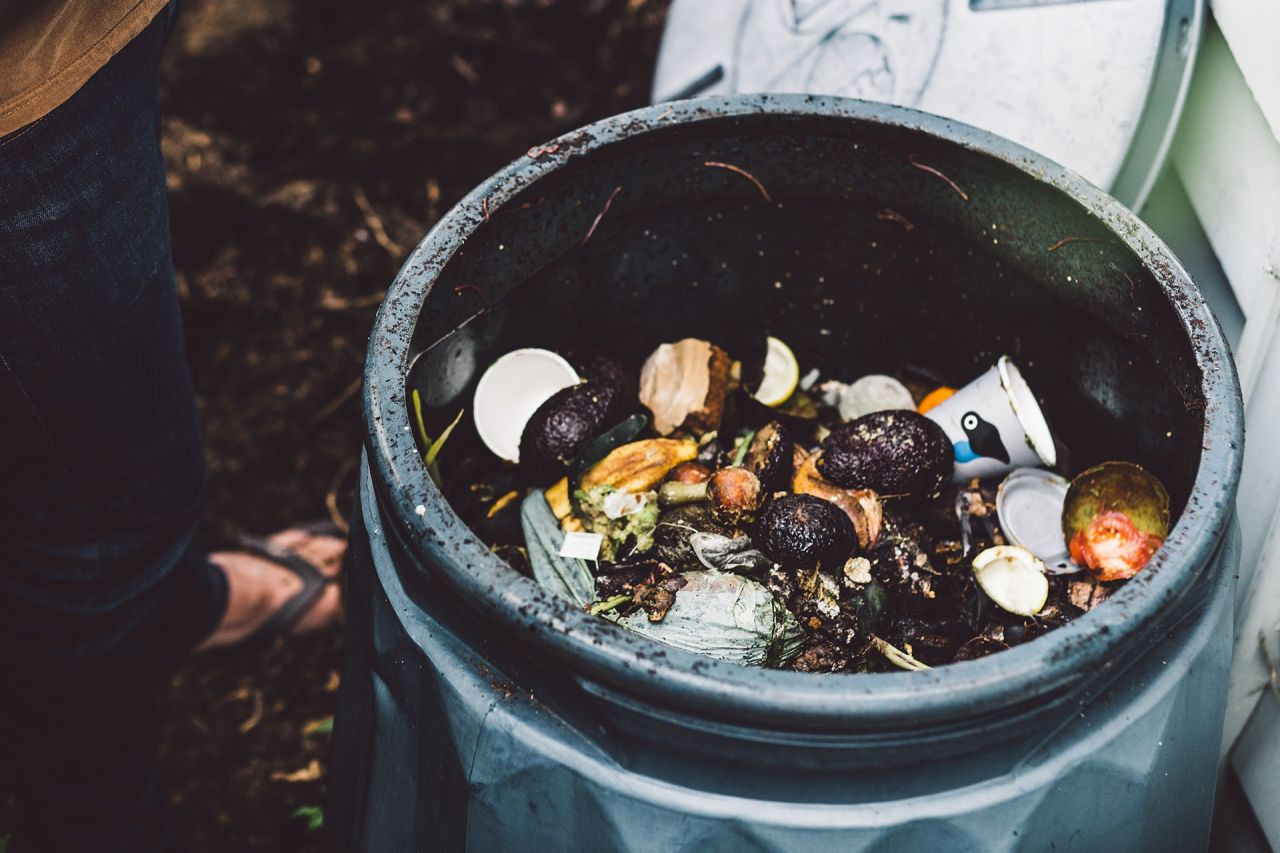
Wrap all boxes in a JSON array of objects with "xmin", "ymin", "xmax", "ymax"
[{"xmin": 353, "ymin": 187, "xmax": 404, "ymax": 258}]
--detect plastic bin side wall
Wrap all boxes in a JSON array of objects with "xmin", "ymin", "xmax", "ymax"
[{"xmin": 331, "ymin": 460, "xmax": 1238, "ymax": 852}]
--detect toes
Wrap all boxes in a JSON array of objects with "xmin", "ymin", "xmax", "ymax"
[
  {"xmin": 297, "ymin": 535, "xmax": 346, "ymax": 577},
  {"xmin": 267, "ymin": 528, "xmax": 347, "ymax": 577},
  {"xmin": 292, "ymin": 583, "xmax": 342, "ymax": 633},
  {"xmin": 268, "ymin": 528, "xmax": 310, "ymax": 550}
]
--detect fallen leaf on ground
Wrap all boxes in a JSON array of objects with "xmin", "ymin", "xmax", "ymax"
[
  {"xmin": 271, "ymin": 759, "xmax": 324, "ymax": 783},
  {"xmin": 226, "ymin": 686, "xmax": 264, "ymax": 734},
  {"xmin": 303, "ymin": 716, "xmax": 334, "ymax": 736}
]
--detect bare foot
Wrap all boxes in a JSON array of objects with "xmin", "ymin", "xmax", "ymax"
[{"xmin": 196, "ymin": 528, "xmax": 345, "ymax": 652}]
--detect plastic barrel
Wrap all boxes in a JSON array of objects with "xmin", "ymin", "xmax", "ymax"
[{"xmin": 331, "ymin": 95, "xmax": 1244, "ymax": 852}]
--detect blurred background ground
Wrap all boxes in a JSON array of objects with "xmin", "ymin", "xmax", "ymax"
[{"xmin": 1, "ymin": 0, "xmax": 668, "ymax": 850}]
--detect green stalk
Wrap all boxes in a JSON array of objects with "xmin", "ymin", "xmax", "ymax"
[
  {"xmin": 731, "ymin": 427, "xmax": 758, "ymax": 467},
  {"xmin": 411, "ymin": 388, "xmax": 430, "ymax": 449},
  {"xmin": 589, "ymin": 593, "xmax": 632, "ymax": 615},
  {"xmin": 410, "ymin": 388, "xmax": 463, "ymax": 486},
  {"xmin": 425, "ymin": 407, "xmax": 464, "ymax": 467},
  {"xmin": 658, "ymin": 480, "xmax": 709, "ymax": 508}
]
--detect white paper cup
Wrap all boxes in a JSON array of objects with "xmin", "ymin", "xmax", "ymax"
[
  {"xmin": 472, "ymin": 348, "xmax": 580, "ymax": 462},
  {"xmin": 925, "ymin": 356, "xmax": 1056, "ymax": 482}
]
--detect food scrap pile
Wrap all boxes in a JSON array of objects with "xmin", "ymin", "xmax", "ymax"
[{"xmin": 434, "ymin": 337, "xmax": 1171, "ymax": 673}]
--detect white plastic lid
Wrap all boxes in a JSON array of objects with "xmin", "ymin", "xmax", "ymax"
[
  {"xmin": 996, "ymin": 467, "xmax": 1076, "ymax": 573},
  {"xmin": 838, "ymin": 374, "xmax": 916, "ymax": 421},
  {"xmin": 472, "ymin": 348, "xmax": 580, "ymax": 462}
]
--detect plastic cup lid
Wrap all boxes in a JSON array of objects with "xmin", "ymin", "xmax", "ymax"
[
  {"xmin": 996, "ymin": 467, "xmax": 1078, "ymax": 574},
  {"xmin": 472, "ymin": 349, "xmax": 580, "ymax": 463},
  {"xmin": 838, "ymin": 374, "xmax": 916, "ymax": 421}
]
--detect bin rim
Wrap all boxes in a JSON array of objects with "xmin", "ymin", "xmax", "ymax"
[{"xmin": 362, "ymin": 93, "xmax": 1244, "ymax": 730}]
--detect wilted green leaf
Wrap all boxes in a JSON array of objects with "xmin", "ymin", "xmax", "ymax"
[
  {"xmin": 411, "ymin": 388, "xmax": 430, "ymax": 448},
  {"xmin": 425, "ymin": 407, "xmax": 464, "ymax": 468},
  {"xmin": 302, "ymin": 716, "xmax": 334, "ymax": 736},
  {"xmin": 410, "ymin": 389, "xmax": 464, "ymax": 487},
  {"xmin": 618, "ymin": 571, "xmax": 804, "ymax": 667},
  {"xmin": 291, "ymin": 805, "xmax": 324, "ymax": 832},
  {"xmin": 521, "ymin": 490, "xmax": 595, "ymax": 607}
]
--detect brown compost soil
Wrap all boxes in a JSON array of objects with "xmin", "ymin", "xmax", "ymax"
[{"xmin": 0, "ymin": 1, "xmax": 670, "ymax": 849}]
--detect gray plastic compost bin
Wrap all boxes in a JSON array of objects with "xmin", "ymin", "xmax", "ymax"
[{"xmin": 330, "ymin": 95, "xmax": 1244, "ymax": 852}]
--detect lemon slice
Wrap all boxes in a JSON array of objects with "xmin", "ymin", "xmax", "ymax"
[
  {"xmin": 973, "ymin": 545, "xmax": 1049, "ymax": 616},
  {"xmin": 754, "ymin": 336, "xmax": 799, "ymax": 407}
]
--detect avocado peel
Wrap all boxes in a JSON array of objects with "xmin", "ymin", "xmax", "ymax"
[
  {"xmin": 817, "ymin": 410, "xmax": 952, "ymax": 498},
  {"xmin": 1062, "ymin": 461, "xmax": 1169, "ymax": 581}
]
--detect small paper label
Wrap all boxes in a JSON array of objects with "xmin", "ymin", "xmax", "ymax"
[{"xmin": 559, "ymin": 531, "xmax": 604, "ymax": 561}]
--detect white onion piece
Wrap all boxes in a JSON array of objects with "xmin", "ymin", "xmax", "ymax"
[{"xmin": 973, "ymin": 545, "xmax": 1049, "ymax": 617}]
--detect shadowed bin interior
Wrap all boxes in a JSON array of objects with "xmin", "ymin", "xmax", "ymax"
[
  {"xmin": 349, "ymin": 101, "xmax": 1242, "ymax": 816},
  {"xmin": 407, "ymin": 110, "xmax": 1205, "ymax": 517}
]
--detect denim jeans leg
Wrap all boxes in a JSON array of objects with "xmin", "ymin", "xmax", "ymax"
[{"xmin": 0, "ymin": 13, "xmax": 226, "ymax": 851}]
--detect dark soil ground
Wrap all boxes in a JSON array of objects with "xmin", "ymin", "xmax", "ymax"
[{"xmin": 2, "ymin": 1, "xmax": 668, "ymax": 850}]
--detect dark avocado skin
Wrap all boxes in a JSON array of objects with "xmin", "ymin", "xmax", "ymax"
[
  {"xmin": 572, "ymin": 352, "xmax": 636, "ymax": 404},
  {"xmin": 654, "ymin": 504, "xmax": 730, "ymax": 570},
  {"xmin": 754, "ymin": 493, "xmax": 855, "ymax": 570},
  {"xmin": 744, "ymin": 420, "xmax": 793, "ymax": 494},
  {"xmin": 519, "ymin": 381, "xmax": 620, "ymax": 483},
  {"xmin": 818, "ymin": 410, "xmax": 952, "ymax": 498},
  {"xmin": 493, "ymin": 544, "xmax": 531, "ymax": 577}
]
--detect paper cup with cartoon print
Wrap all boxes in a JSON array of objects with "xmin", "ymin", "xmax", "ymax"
[{"xmin": 924, "ymin": 356, "xmax": 1056, "ymax": 482}]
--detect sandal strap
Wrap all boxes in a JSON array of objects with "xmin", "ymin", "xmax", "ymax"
[
  {"xmin": 294, "ymin": 519, "xmax": 345, "ymax": 539},
  {"xmin": 237, "ymin": 534, "xmax": 331, "ymax": 646}
]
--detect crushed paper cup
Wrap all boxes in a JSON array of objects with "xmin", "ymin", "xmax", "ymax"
[
  {"xmin": 997, "ymin": 468, "xmax": 1078, "ymax": 574},
  {"xmin": 924, "ymin": 356, "xmax": 1056, "ymax": 482},
  {"xmin": 473, "ymin": 348, "xmax": 580, "ymax": 462}
]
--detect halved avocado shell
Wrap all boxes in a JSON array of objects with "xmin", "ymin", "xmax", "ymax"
[{"xmin": 1062, "ymin": 461, "xmax": 1170, "ymax": 542}]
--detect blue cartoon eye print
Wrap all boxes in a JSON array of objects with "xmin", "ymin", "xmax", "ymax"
[{"xmin": 953, "ymin": 411, "xmax": 1009, "ymax": 464}]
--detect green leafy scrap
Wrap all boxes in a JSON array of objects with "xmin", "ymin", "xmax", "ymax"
[{"xmin": 574, "ymin": 485, "xmax": 659, "ymax": 561}]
